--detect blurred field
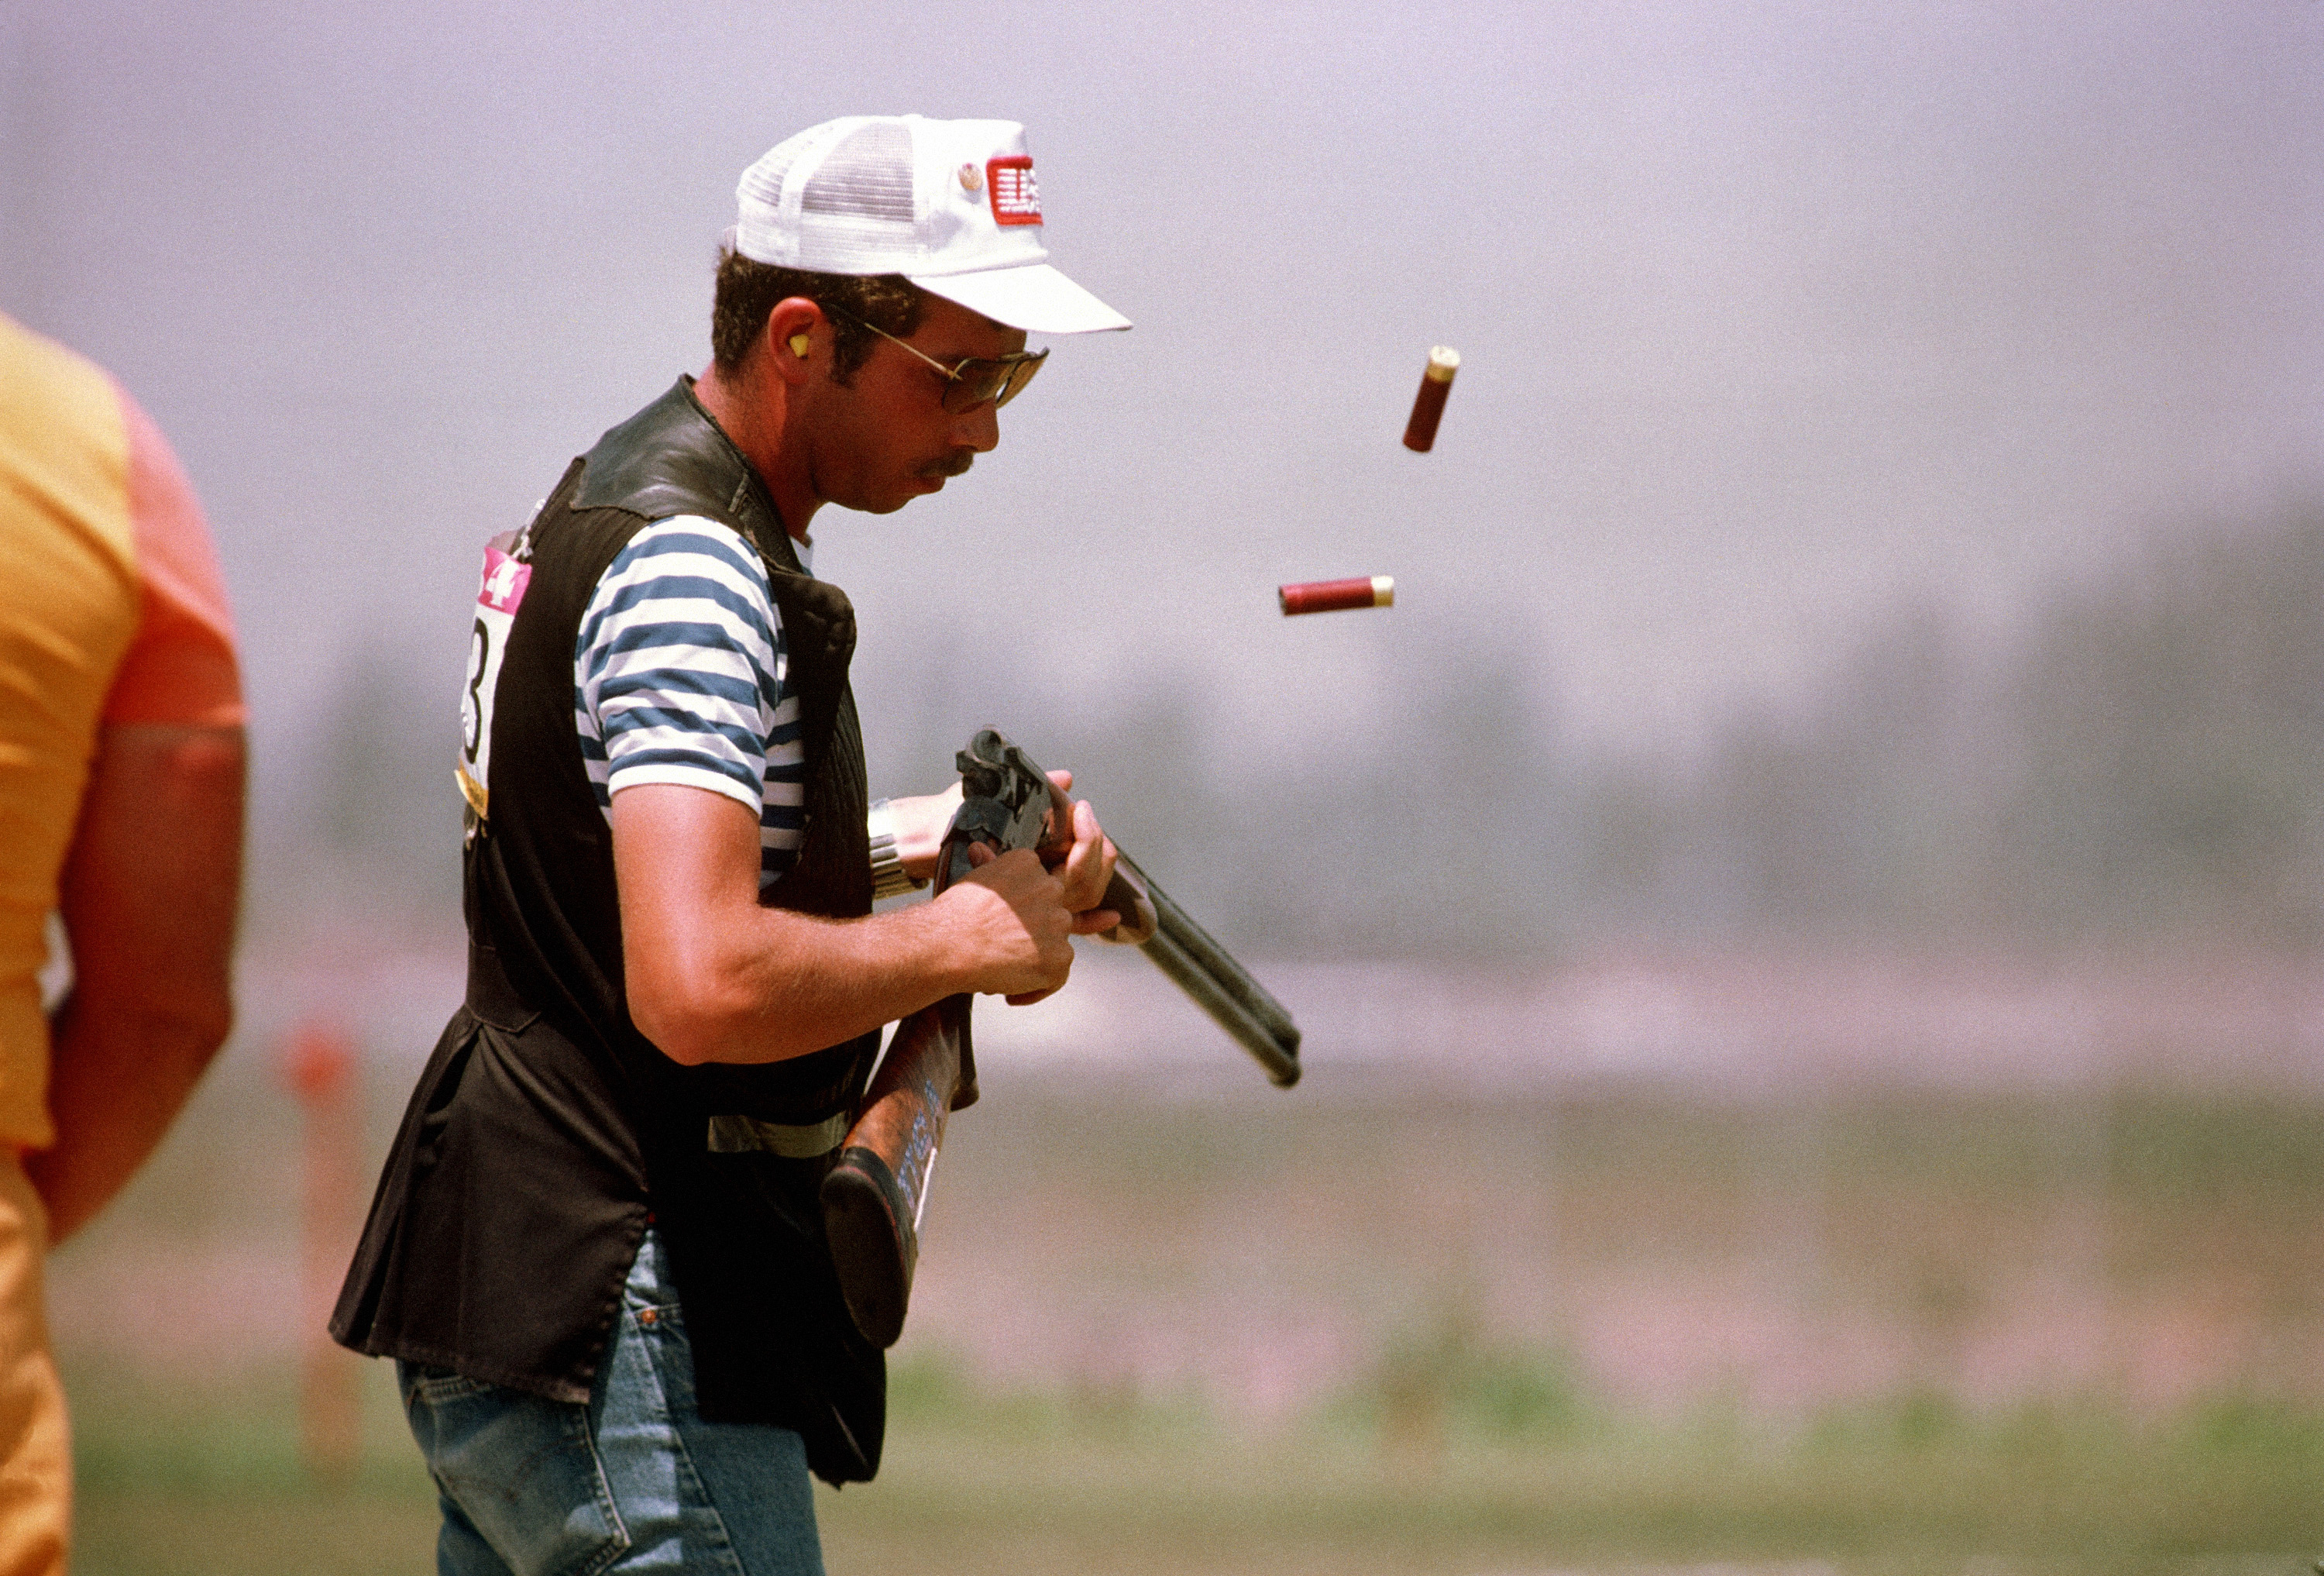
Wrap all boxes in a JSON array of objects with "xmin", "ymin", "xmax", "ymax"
[
  {"xmin": 62, "ymin": 1378, "xmax": 2324, "ymax": 1576},
  {"xmin": 46, "ymin": 1034, "xmax": 2324, "ymax": 1576}
]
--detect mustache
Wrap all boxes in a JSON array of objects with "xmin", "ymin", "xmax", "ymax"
[{"xmin": 917, "ymin": 449, "xmax": 976, "ymax": 480}]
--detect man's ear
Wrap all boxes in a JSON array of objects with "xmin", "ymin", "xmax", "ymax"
[{"xmin": 765, "ymin": 298, "xmax": 825, "ymax": 389}]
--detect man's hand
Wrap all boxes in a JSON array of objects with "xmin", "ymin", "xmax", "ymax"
[
  {"xmin": 1047, "ymin": 788, "xmax": 1122, "ymax": 934},
  {"xmin": 947, "ymin": 845, "xmax": 1081, "ymax": 1003},
  {"xmin": 947, "ymin": 770, "xmax": 1119, "ymax": 1006}
]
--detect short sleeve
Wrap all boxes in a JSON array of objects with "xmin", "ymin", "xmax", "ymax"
[
  {"xmin": 575, "ymin": 518, "xmax": 789, "ymax": 811},
  {"xmin": 99, "ymin": 387, "xmax": 246, "ymax": 728}
]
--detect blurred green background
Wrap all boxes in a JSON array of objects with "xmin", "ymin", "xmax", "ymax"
[{"xmin": 51, "ymin": 1051, "xmax": 2324, "ymax": 1576}]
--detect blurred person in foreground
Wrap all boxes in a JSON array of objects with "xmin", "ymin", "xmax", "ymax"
[
  {"xmin": 330, "ymin": 116, "xmax": 1128, "ymax": 1575},
  {"xmin": 0, "ymin": 313, "xmax": 246, "ymax": 1575}
]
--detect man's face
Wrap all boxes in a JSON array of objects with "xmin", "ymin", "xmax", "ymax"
[{"xmin": 803, "ymin": 293, "xmax": 1030, "ymax": 516}]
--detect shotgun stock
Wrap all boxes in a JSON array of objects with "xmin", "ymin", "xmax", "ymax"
[
  {"xmin": 820, "ymin": 729, "xmax": 1301, "ymax": 1348},
  {"xmin": 817, "ymin": 1002, "xmax": 963, "ymax": 1350}
]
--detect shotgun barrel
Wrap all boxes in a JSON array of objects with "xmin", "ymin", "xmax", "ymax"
[{"xmin": 1113, "ymin": 852, "xmax": 1300, "ymax": 1086}]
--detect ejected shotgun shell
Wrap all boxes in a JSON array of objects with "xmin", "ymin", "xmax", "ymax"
[
  {"xmin": 1279, "ymin": 576, "xmax": 1395, "ymax": 616},
  {"xmin": 1401, "ymin": 346, "xmax": 1459, "ymax": 452}
]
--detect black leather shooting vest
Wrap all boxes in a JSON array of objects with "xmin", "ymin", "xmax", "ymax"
[{"xmin": 330, "ymin": 379, "xmax": 888, "ymax": 1485}]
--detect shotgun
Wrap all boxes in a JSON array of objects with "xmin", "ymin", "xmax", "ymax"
[{"xmin": 819, "ymin": 728, "xmax": 1301, "ymax": 1347}]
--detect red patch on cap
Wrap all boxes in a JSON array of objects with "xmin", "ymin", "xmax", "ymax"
[{"xmin": 986, "ymin": 157, "xmax": 1041, "ymax": 225}]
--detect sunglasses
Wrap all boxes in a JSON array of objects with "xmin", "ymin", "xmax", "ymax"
[{"xmin": 823, "ymin": 305, "xmax": 1047, "ymax": 414}]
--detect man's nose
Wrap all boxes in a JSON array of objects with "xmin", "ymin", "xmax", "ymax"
[{"xmin": 951, "ymin": 398, "xmax": 1001, "ymax": 452}]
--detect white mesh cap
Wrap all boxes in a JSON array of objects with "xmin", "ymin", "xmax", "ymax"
[{"xmin": 733, "ymin": 115, "xmax": 1130, "ymax": 335}]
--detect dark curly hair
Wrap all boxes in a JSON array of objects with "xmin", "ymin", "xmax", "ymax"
[{"xmin": 710, "ymin": 247, "xmax": 927, "ymax": 384}]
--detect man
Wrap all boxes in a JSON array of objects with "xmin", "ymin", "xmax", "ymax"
[
  {"xmin": 331, "ymin": 115, "xmax": 1129, "ymax": 1574},
  {"xmin": 0, "ymin": 312, "xmax": 247, "ymax": 1575}
]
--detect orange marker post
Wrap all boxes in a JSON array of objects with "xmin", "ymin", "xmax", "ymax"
[
  {"xmin": 1279, "ymin": 576, "xmax": 1396, "ymax": 616},
  {"xmin": 284, "ymin": 1021, "xmax": 362, "ymax": 1483},
  {"xmin": 1401, "ymin": 346, "xmax": 1459, "ymax": 452}
]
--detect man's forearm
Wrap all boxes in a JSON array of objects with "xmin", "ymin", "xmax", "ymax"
[
  {"xmin": 32, "ymin": 721, "xmax": 245, "ymax": 1243},
  {"xmin": 614, "ymin": 783, "xmax": 1090, "ymax": 1066},
  {"xmin": 878, "ymin": 785, "xmax": 962, "ymax": 880},
  {"xmin": 629, "ymin": 900, "xmax": 985, "ymax": 1065},
  {"xmin": 31, "ymin": 990, "xmax": 229, "ymax": 1243}
]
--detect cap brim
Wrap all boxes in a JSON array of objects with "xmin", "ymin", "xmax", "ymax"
[{"xmin": 909, "ymin": 263, "xmax": 1130, "ymax": 335}]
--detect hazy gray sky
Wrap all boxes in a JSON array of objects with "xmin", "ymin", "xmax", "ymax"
[{"xmin": 5, "ymin": 0, "xmax": 2319, "ymax": 796}]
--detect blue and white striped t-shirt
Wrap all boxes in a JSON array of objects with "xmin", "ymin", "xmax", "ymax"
[{"xmin": 574, "ymin": 516, "xmax": 807, "ymax": 890}]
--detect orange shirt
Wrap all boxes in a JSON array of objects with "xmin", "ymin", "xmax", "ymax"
[{"xmin": 0, "ymin": 315, "xmax": 244, "ymax": 1149}]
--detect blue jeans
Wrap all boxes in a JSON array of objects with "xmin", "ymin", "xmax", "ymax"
[{"xmin": 398, "ymin": 1232, "xmax": 825, "ymax": 1576}]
